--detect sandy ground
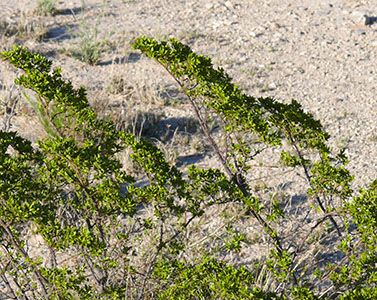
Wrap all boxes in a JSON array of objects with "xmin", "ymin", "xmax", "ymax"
[
  {"xmin": 1, "ymin": 0, "xmax": 376, "ymax": 188},
  {"xmin": 0, "ymin": 1, "xmax": 376, "ymax": 296}
]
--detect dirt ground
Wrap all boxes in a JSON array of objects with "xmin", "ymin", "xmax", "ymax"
[
  {"xmin": 1, "ymin": 0, "xmax": 376, "ymax": 188},
  {"xmin": 1, "ymin": 2, "xmax": 377, "ymax": 297}
]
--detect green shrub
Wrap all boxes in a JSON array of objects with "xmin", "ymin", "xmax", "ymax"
[
  {"xmin": 35, "ymin": 0, "xmax": 57, "ymax": 16},
  {"xmin": 72, "ymin": 22, "xmax": 102, "ymax": 65},
  {"xmin": 0, "ymin": 39, "xmax": 375, "ymax": 299}
]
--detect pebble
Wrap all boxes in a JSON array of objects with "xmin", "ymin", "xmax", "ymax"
[
  {"xmin": 268, "ymin": 82, "xmax": 277, "ymax": 90},
  {"xmin": 350, "ymin": 10, "xmax": 368, "ymax": 23},
  {"xmin": 224, "ymin": 1, "xmax": 234, "ymax": 10},
  {"xmin": 355, "ymin": 29, "xmax": 366, "ymax": 35},
  {"xmin": 250, "ymin": 31, "xmax": 263, "ymax": 38}
]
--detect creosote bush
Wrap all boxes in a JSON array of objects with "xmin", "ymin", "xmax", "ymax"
[{"xmin": 0, "ymin": 38, "xmax": 376, "ymax": 299}]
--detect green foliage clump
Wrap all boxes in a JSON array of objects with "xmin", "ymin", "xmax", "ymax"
[
  {"xmin": 35, "ymin": 0, "xmax": 57, "ymax": 16},
  {"xmin": 154, "ymin": 256, "xmax": 279, "ymax": 300},
  {"xmin": 72, "ymin": 23, "xmax": 103, "ymax": 65},
  {"xmin": 0, "ymin": 38, "xmax": 376, "ymax": 299}
]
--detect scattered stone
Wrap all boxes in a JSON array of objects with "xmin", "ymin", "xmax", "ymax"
[
  {"xmin": 355, "ymin": 28, "xmax": 366, "ymax": 35},
  {"xmin": 250, "ymin": 31, "xmax": 263, "ymax": 38},
  {"xmin": 350, "ymin": 10, "xmax": 367, "ymax": 23},
  {"xmin": 268, "ymin": 82, "xmax": 277, "ymax": 90},
  {"xmin": 224, "ymin": 1, "xmax": 234, "ymax": 11}
]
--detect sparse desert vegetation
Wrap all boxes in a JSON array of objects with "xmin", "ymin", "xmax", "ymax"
[{"xmin": 0, "ymin": 1, "xmax": 376, "ymax": 299}]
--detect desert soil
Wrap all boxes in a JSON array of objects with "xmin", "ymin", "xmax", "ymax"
[{"xmin": 1, "ymin": 0, "xmax": 376, "ymax": 189}]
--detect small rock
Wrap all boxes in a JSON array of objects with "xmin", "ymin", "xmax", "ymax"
[
  {"xmin": 224, "ymin": 1, "xmax": 234, "ymax": 10},
  {"xmin": 350, "ymin": 10, "xmax": 367, "ymax": 23},
  {"xmin": 250, "ymin": 31, "xmax": 263, "ymax": 38},
  {"xmin": 318, "ymin": 10, "xmax": 330, "ymax": 17},
  {"xmin": 268, "ymin": 82, "xmax": 277, "ymax": 90},
  {"xmin": 205, "ymin": 2, "xmax": 214, "ymax": 9},
  {"xmin": 355, "ymin": 29, "xmax": 366, "ymax": 35},
  {"xmin": 239, "ymin": 55, "xmax": 247, "ymax": 63}
]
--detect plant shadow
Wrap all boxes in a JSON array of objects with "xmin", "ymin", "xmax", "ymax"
[
  {"xmin": 55, "ymin": 7, "xmax": 83, "ymax": 16},
  {"xmin": 43, "ymin": 24, "xmax": 77, "ymax": 42},
  {"xmin": 98, "ymin": 52, "xmax": 141, "ymax": 66}
]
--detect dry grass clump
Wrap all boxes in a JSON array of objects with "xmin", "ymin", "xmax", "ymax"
[
  {"xmin": 35, "ymin": 0, "xmax": 57, "ymax": 16},
  {"xmin": 70, "ymin": 22, "xmax": 103, "ymax": 65},
  {"xmin": 0, "ymin": 11, "xmax": 48, "ymax": 43}
]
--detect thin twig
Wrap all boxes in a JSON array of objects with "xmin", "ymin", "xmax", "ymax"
[
  {"xmin": 162, "ymin": 69, "xmax": 285, "ymax": 254},
  {"xmin": 286, "ymin": 130, "xmax": 342, "ymax": 237},
  {"xmin": 2, "ymin": 84, "xmax": 19, "ymax": 132},
  {"xmin": 137, "ymin": 221, "xmax": 164, "ymax": 300},
  {"xmin": 0, "ymin": 223, "xmax": 48, "ymax": 298},
  {"xmin": 0, "ymin": 273, "xmax": 17, "ymax": 299}
]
